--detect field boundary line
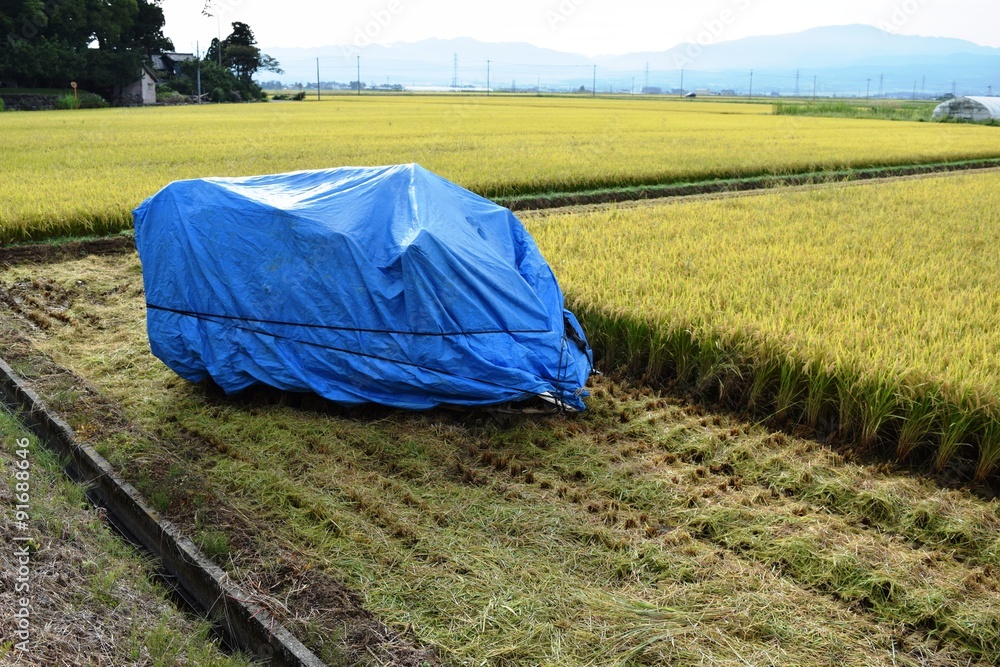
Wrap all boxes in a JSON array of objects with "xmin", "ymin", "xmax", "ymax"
[
  {"xmin": 523, "ymin": 166, "xmax": 1000, "ymax": 218},
  {"xmin": 0, "ymin": 355, "xmax": 328, "ymax": 667},
  {"xmin": 506, "ymin": 160, "xmax": 1000, "ymax": 215}
]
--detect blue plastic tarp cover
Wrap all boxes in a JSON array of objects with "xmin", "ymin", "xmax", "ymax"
[{"xmin": 133, "ymin": 164, "xmax": 592, "ymax": 411}]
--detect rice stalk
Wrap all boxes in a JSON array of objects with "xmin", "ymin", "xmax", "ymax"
[
  {"xmin": 856, "ymin": 378, "xmax": 899, "ymax": 451},
  {"xmin": 934, "ymin": 401, "xmax": 978, "ymax": 473},
  {"xmin": 896, "ymin": 390, "xmax": 941, "ymax": 462},
  {"xmin": 775, "ymin": 357, "xmax": 806, "ymax": 422},
  {"xmin": 804, "ymin": 361, "xmax": 835, "ymax": 429},
  {"xmin": 974, "ymin": 417, "xmax": 1000, "ymax": 483}
]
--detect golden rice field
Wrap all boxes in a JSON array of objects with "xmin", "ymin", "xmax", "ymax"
[
  {"xmin": 527, "ymin": 171, "xmax": 1000, "ymax": 481},
  {"xmin": 6, "ymin": 98, "xmax": 1000, "ymax": 663},
  {"xmin": 3, "ymin": 95, "xmax": 1000, "ymax": 243}
]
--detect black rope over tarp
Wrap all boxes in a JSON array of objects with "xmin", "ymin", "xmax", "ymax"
[
  {"xmin": 146, "ymin": 302, "xmax": 585, "ymax": 408},
  {"xmin": 146, "ymin": 304, "xmax": 550, "ymax": 337}
]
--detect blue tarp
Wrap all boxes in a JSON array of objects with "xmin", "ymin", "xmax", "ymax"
[{"xmin": 133, "ymin": 164, "xmax": 592, "ymax": 411}]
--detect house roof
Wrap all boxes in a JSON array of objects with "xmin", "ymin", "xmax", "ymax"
[
  {"xmin": 151, "ymin": 53, "xmax": 197, "ymax": 72},
  {"xmin": 142, "ymin": 62, "xmax": 159, "ymax": 83}
]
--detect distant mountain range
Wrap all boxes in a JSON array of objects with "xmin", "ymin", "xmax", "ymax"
[{"xmin": 261, "ymin": 25, "xmax": 1000, "ymax": 98}]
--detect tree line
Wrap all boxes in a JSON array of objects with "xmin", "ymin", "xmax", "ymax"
[{"xmin": 0, "ymin": 0, "xmax": 280, "ymax": 103}]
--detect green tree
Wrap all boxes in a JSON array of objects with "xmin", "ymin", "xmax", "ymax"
[
  {"xmin": 204, "ymin": 36, "xmax": 222, "ymax": 67},
  {"xmin": 223, "ymin": 22, "xmax": 259, "ymax": 84},
  {"xmin": 122, "ymin": 0, "xmax": 173, "ymax": 58},
  {"xmin": 174, "ymin": 57, "xmax": 239, "ymax": 98},
  {"xmin": 2, "ymin": 37, "xmax": 85, "ymax": 87},
  {"xmin": 1, "ymin": 0, "xmax": 46, "ymax": 47},
  {"xmin": 0, "ymin": 0, "xmax": 170, "ymax": 96},
  {"xmin": 206, "ymin": 22, "xmax": 283, "ymax": 86}
]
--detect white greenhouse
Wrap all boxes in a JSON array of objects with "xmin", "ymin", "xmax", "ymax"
[{"xmin": 932, "ymin": 96, "xmax": 1000, "ymax": 122}]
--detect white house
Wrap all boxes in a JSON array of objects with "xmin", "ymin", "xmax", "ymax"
[{"xmin": 123, "ymin": 63, "xmax": 158, "ymax": 105}]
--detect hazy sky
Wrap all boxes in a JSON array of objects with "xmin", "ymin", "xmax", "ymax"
[{"xmin": 163, "ymin": 0, "xmax": 999, "ymax": 56}]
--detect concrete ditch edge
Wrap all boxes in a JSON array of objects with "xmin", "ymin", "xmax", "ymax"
[{"xmin": 0, "ymin": 355, "xmax": 327, "ymax": 667}]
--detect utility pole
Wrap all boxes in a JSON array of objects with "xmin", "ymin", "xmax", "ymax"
[
  {"xmin": 592, "ymin": 65, "xmax": 596, "ymax": 97},
  {"xmin": 357, "ymin": 55, "xmax": 361, "ymax": 96},
  {"xmin": 912, "ymin": 80, "xmax": 917, "ymax": 101},
  {"xmin": 813, "ymin": 75, "xmax": 817, "ymax": 100},
  {"xmin": 644, "ymin": 62, "xmax": 649, "ymax": 93},
  {"xmin": 866, "ymin": 78, "xmax": 871, "ymax": 101},
  {"xmin": 631, "ymin": 77, "xmax": 635, "ymax": 95},
  {"xmin": 487, "ymin": 59, "xmax": 490, "ymax": 96},
  {"xmin": 748, "ymin": 70, "xmax": 753, "ymax": 100},
  {"xmin": 316, "ymin": 58, "xmax": 321, "ymax": 101},
  {"xmin": 452, "ymin": 53, "xmax": 458, "ymax": 88},
  {"xmin": 795, "ymin": 69, "xmax": 800, "ymax": 97},
  {"xmin": 196, "ymin": 41, "xmax": 202, "ymax": 103},
  {"xmin": 878, "ymin": 73, "xmax": 884, "ymax": 99}
]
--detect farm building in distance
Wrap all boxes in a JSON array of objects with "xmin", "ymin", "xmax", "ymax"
[
  {"xmin": 932, "ymin": 96, "xmax": 1000, "ymax": 122},
  {"xmin": 122, "ymin": 63, "xmax": 158, "ymax": 106},
  {"xmin": 151, "ymin": 52, "xmax": 197, "ymax": 82}
]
